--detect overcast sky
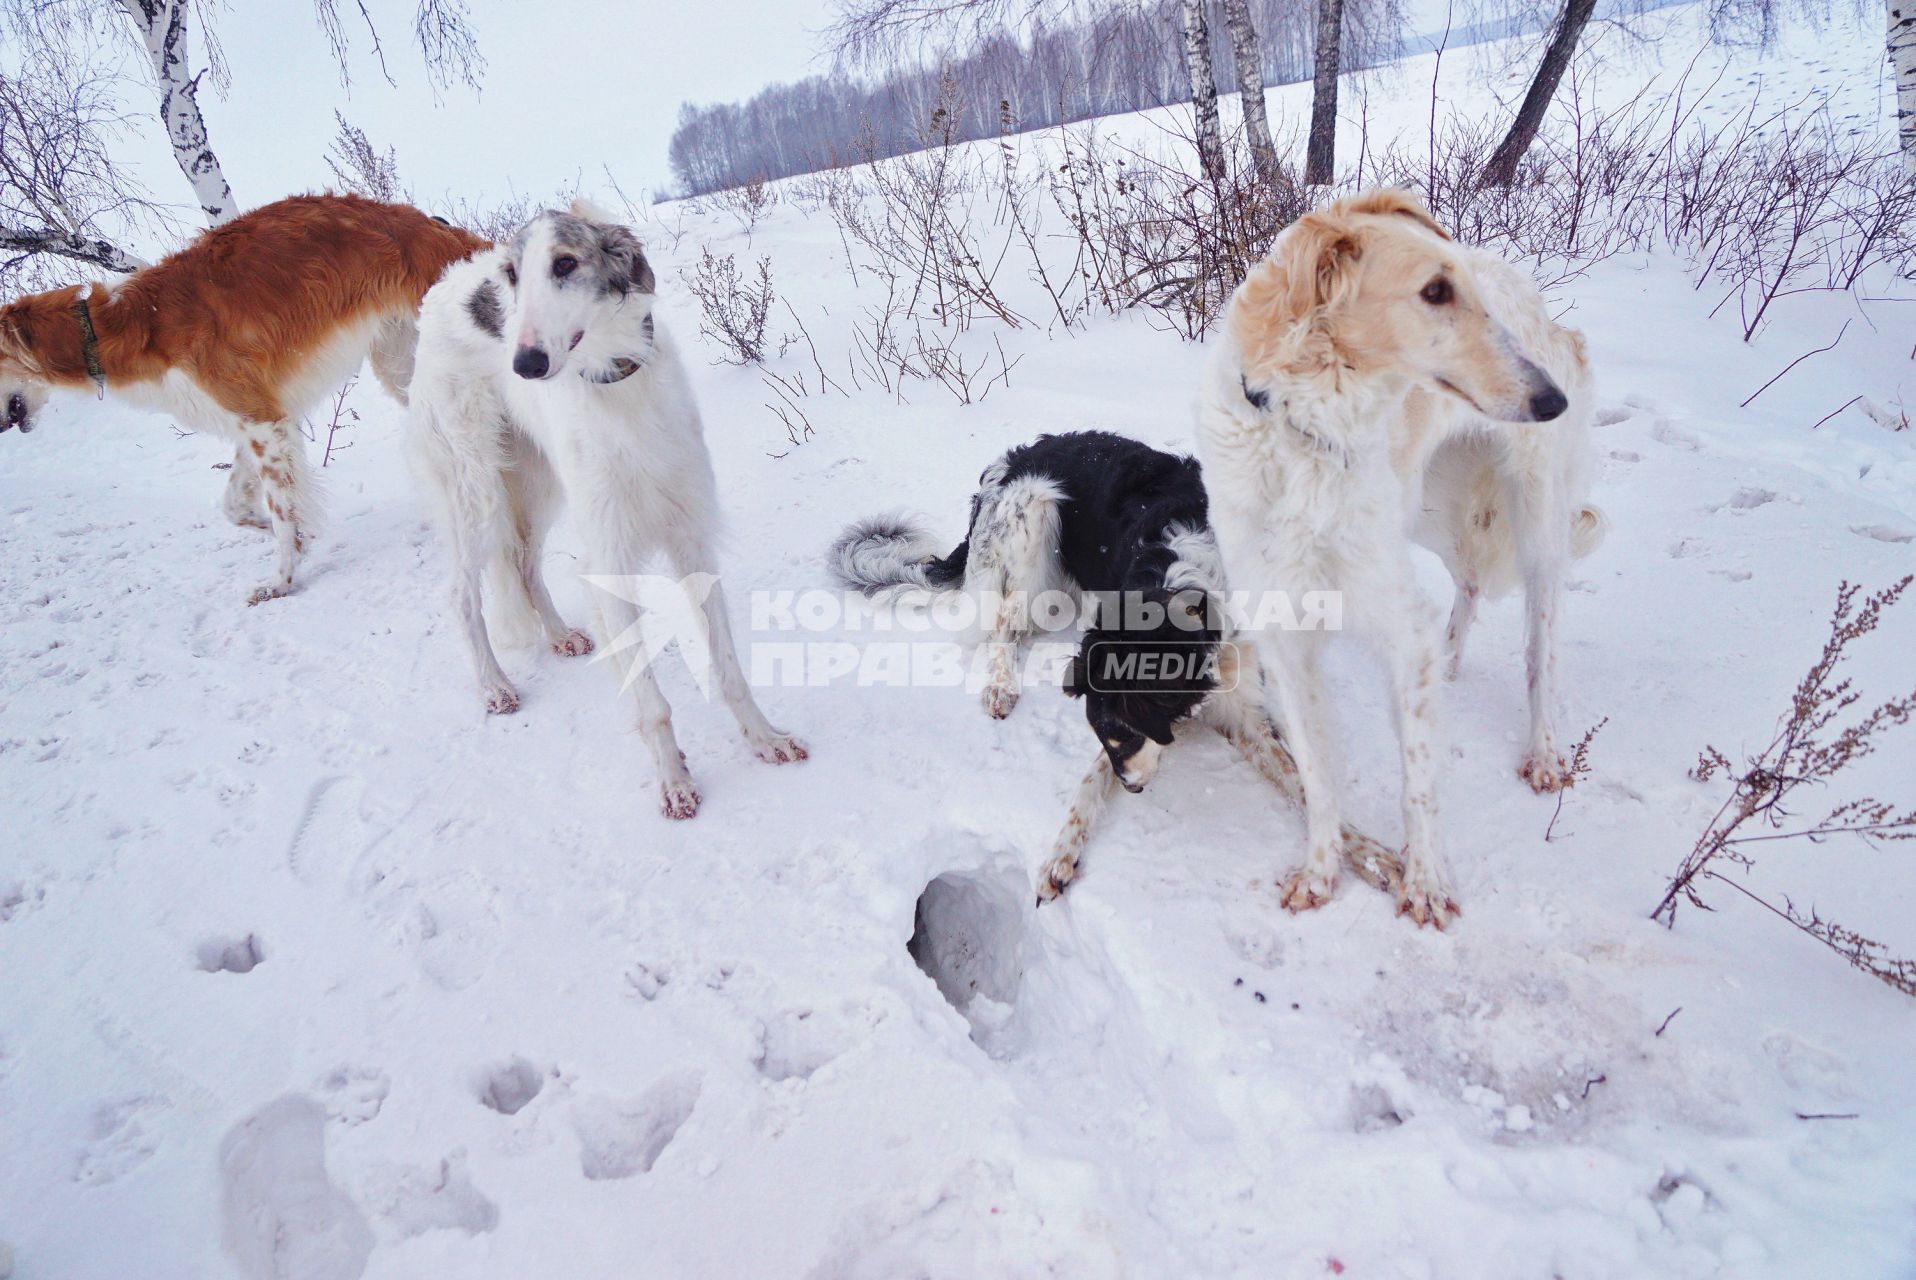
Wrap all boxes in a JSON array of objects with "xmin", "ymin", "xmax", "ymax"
[{"xmin": 15, "ymin": 0, "xmax": 842, "ymax": 237}]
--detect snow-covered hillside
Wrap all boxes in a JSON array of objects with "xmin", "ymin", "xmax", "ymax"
[{"xmin": 3, "ymin": 6, "xmax": 1913, "ymax": 1278}]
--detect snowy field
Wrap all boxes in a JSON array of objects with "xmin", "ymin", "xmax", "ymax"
[{"xmin": 4, "ymin": 5, "xmax": 1915, "ymax": 1277}]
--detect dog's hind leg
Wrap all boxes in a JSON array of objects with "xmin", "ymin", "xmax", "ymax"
[
  {"xmin": 489, "ymin": 433, "xmax": 592, "ymax": 656},
  {"xmin": 239, "ymin": 420, "xmax": 313, "ymax": 605},
  {"xmin": 1442, "ymin": 577, "xmax": 1480, "ymax": 680},
  {"xmin": 221, "ymin": 444, "xmax": 269, "ymax": 530},
  {"xmin": 1036, "ymin": 751, "xmax": 1116, "ymax": 903},
  {"xmin": 366, "ymin": 312, "xmax": 419, "ymax": 406},
  {"xmin": 664, "ymin": 540, "xmax": 806, "ymax": 766},
  {"xmin": 967, "ymin": 476, "xmax": 1063, "ymax": 720}
]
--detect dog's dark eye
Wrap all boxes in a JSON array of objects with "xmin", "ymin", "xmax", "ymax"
[
  {"xmin": 502, "ymin": 262, "xmax": 518, "ymax": 287},
  {"xmin": 552, "ymin": 255, "xmax": 578, "ymax": 279},
  {"xmin": 1420, "ymin": 276, "xmax": 1453, "ymax": 306}
]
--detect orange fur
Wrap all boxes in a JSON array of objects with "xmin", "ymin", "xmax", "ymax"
[{"xmin": 0, "ymin": 194, "xmax": 486, "ymax": 421}]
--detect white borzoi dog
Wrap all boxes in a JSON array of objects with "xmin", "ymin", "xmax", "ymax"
[
  {"xmin": 1196, "ymin": 189, "xmax": 1603, "ymax": 928},
  {"xmin": 407, "ymin": 202, "xmax": 805, "ymax": 818}
]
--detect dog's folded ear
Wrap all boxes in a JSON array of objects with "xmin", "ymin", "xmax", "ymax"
[
  {"xmin": 1339, "ymin": 187, "xmax": 1450, "ymax": 240},
  {"xmin": 567, "ymin": 197, "xmax": 620, "ymax": 225},
  {"xmin": 597, "ymin": 224, "xmax": 657, "ymax": 296},
  {"xmin": 1063, "ymin": 652, "xmax": 1088, "ymax": 699}
]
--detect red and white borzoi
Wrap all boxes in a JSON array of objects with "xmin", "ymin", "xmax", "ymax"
[{"xmin": 0, "ymin": 194, "xmax": 486, "ymax": 602}]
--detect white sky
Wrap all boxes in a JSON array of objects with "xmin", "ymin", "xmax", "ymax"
[{"xmin": 12, "ymin": 0, "xmax": 842, "ymax": 240}]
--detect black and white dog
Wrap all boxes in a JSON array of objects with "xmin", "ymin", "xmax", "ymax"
[{"xmin": 832, "ymin": 430, "xmax": 1401, "ymax": 902}]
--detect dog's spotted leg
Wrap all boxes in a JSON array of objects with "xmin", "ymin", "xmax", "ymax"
[
  {"xmin": 221, "ymin": 444, "xmax": 269, "ymax": 531},
  {"xmin": 1259, "ymin": 637, "xmax": 1344, "ymax": 914},
  {"xmin": 1036, "ymin": 751, "xmax": 1117, "ymax": 903},
  {"xmin": 590, "ymin": 558, "xmax": 700, "ymax": 817},
  {"xmin": 1442, "ymin": 578, "xmax": 1480, "ymax": 681},
  {"xmin": 243, "ymin": 421, "xmax": 308, "ymax": 605},
  {"xmin": 1216, "ymin": 707, "xmax": 1408, "ymax": 899},
  {"xmin": 1380, "ymin": 616, "xmax": 1459, "ymax": 929},
  {"xmin": 1507, "ymin": 474, "xmax": 1571, "ymax": 792}
]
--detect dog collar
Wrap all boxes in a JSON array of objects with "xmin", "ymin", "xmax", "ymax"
[
  {"xmin": 1244, "ymin": 372, "xmax": 1349, "ymax": 465},
  {"xmin": 72, "ymin": 294, "xmax": 107, "ymax": 396},
  {"xmin": 582, "ymin": 356, "xmax": 643, "ymax": 384}
]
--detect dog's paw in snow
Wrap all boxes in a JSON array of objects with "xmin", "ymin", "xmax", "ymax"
[
  {"xmin": 748, "ymin": 731, "xmax": 807, "ymax": 765},
  {"xmin": 482, "ymin": 682, "xmax": 520, "ymax": 716},
  {"xmin": 981, "ymin": 682, "xmax": 1019, "ymax": 720},
  {"xmin": 245, "ymin": 581, "xmax": 292, "ymax": 606},
  {"xmin": 1035, "ymin": 852, "xmax": 1080, "ymax": 904},
  {"xmin": 1519, "ymin": 752, "xmax": 1568, "ymax": 793},
  {"xmin": 1395, "ymin": 870, "xmax": 1459, "ymax": 929},
  {"xmin": 550, "ymin": 629, "xmax": 594, "ymax": 657},
  {"xmin": 1279, "ymin": 866, "xmax": 1337, "ymax": 913},
  {"xmin": 659, "ymin": 779, "xmax": 701, "ymax": 820}
]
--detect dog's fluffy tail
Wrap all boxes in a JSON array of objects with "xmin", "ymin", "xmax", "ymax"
[{"xmin": 829, "ymin": 515, "xmax": 969, "ymax": 596}]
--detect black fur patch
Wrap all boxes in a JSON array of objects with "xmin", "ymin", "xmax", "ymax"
[
  {"xmin": 1241, "ymin": 376, "xmax": 1270, "ymax": 411},
  {"xmin": 467, "ymin": 280, "xmax": 504, "ymax": 338}
]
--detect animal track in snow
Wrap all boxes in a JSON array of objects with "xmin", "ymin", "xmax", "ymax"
[
  {"xmin": 197, "ymin": 934, "xmax": 266, "ymax": 974},
  {"xmin": 573, "ymin": 1072, "xmax": 702, "ymax": 1180},
  {"xmin": 755, "ymin": 1007, "xmax": 870, "ymax": 1083},
  {"xmin": 286, "ymin": 776, "xmax": 391, "ymax": 889},
  {"xmin": 74, "ymin": 1095, "xmax": 169, "ymax": 1185},
  {"xmin": 402, "ymin": 872, "xmax": 501, "ymax": 991},
  {"xmin": 1651, "ymin": 421, "xmax": 1703, "ymax": 451},
  {"xmin": 220, "ymin": 1095, "xmax": 371, "ymax": 1280},
  {"xmin": 475, "ymin": 1057, "xmax": 546, "ymax": 1115},
  {"xmin": 1715, "ymin": 487, "xmax": 1777, "ymax": 511},
  {"xmin": 0, "ymin": 882, "xmax": 43, "ymax": 924},
  {"xmin": 316, "ymin": 1067, "xmax": 390, "ymax": 1127},
  {"xmin": 1850, "ymin": 523, "xmax": 1914, "ymax": 544},
  {"xmin": 361, "ymin": 1151, "xmax": 498, "ymax": 1239}
]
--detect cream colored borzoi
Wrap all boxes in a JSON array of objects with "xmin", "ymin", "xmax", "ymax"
[{"xmin": 1196, "ymin": 189, "xmax": 1603, "ymax": 928}]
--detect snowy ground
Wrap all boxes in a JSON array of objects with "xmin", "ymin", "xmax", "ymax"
[{"xmin": 4, "ymin": 6, "xmax": 1916, "ymax": 1278}]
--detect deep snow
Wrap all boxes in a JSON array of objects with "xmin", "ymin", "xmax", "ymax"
[{"xmin": 3, "ymin": 5, "xmax": 1915, "ymax": 1278}]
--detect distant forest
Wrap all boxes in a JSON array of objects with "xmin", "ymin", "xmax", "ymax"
[{"xmin": 667, "ymin": 0, "xmax": 1405, "ymax": 196}]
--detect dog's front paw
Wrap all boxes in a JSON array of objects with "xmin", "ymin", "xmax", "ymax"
[
  {"xmin": 1279, "ymin": 867, "xmax": 1338, "ymax": 914},
  {"xmin": 246, "ymin": 581, "xmax": 291, "ymax": 606},
  {"xmin": 981, "ymin": 683, "xmax": 1019, "ymax": 720},
  {"xmin": 1519, "ymin": 752, "xmax": 1568, "ymax": 793},
  {"xmin": 1036, "ymin": 852, "xmax": 1080, "ymax": 905},
  {"xmin": 551, "ymin": 629, "xmax": 594, "ymax": 657},
  {"xmin": 482, "ymin": 682, "xmax": 521, "ymax": 715},
  {"xmin": 1395, "ymin": 871, "xmax": 1459, "ymax": 930},
  {"xmin": 748, "ymin": 731, "xmax": 807, "ymax": 765},
  {"xmin": 659, "ymin": 778, "xmax": 701, "ymax": 819}
]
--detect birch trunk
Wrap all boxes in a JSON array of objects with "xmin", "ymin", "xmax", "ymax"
[
  {"xmin": 0, "ymin": 225, "xmax": 147, "ymax": 272},
  {"xmin": 119, "ymin": 0, "xmax": 237, "ymax": 224},
  {"xmin": 1178, "ymin": 0, "xmax": 1226, "ymax": 183},
  {"xmin": 1893, "ymin": 0, "xmax": 1916, "ymax": 173},
  {"xmin": 1478, "ymin": 0, "xmax": 1598, "ymax": 188},
  {"xmin": 1222, "ymin": 0, "xmax": 1281, "ymax": 187},
  {"xmin": 1305, "ymin": 0, "xmax": 1344, "ymax": 185}
]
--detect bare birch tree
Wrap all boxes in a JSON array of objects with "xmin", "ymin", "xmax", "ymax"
[
  {"xmin": 1478, "ymin": 0, "xmax": 1598, "ymax": 187},
  {"xmin": 1222, "ymin": 0, "xmax": 1280, "ymax": 186},
  {"xmin": 1178, "ymin": 0, "xmax": 1226, "ymax": 180},
  {"xmin": 1892, "ymin": 0, "xmax": 1915, "ymax": 170},
  {"xmin": 1305, "ymin": 0, "xmax": 1343, "ymax": 183}
]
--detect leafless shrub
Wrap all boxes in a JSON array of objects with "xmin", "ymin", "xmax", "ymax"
[
  {"xmin": 684, "ymin": 248, "xmax": 775, "ymax": 365},
  {"xmin": 1545, "ymin": 716, "xmax": 1608, "ymax": 841},
  {"xmin": 709, "ymin": 172, "xmax": 775, "ymax": 242},
  {"xmin": 1654, "ymin": 577, "xmax": 1916, "ymax": 997},
  {"xmin": 326, "ymin": 112, "xmax": 408, "ymax": 202},
  {"xmin": 319, "ymin": 374, "xmax": 360, "ymax": 467}
]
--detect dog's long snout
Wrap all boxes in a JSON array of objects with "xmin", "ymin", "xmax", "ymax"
[
  {"xmin": 1120, "ymin": 779, "xmax": 1145, "ymax": 794},
  {"xmin": 1529, "ymin": 384, "xmax": 1568, "ymax": 422},
  {"xmin": 512, "ymin": 346, "xmax": 551, "ymax": 380}
]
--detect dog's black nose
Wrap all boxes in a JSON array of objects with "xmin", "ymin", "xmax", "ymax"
[
  {"xmin": 512, "ymin": 347, "xmax": 551, "ymax": 380},
  {"xmin": 5, "ymin": 393, "xmax": 24, "ymax": 430},
  {"xmin": 1530, "ymin": 386, "xmax": 1569, "ymax": 421},
  {"xmin": 1121, "ymin": 779, "xmax": 1145, "ymax": 794}
]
